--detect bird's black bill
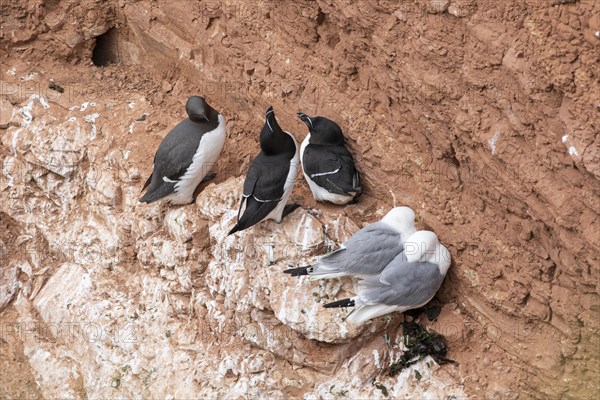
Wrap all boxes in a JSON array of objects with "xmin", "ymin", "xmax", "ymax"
[
  {"xmin": 265, "ymin": 106, "xmax": 280, "ymax": 133},
  {"xmin": 297, "ymin": 112, "xmax": 313, "ymax": 129},
  {"xmin": 186, "ymin": 96, "xmax": 209, "ymax": 123}
]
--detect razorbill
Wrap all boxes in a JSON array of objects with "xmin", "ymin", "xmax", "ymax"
[
  {"xmin": 323, "ymin": 230, "xmax": 451, "ymax": 324},
  {"xmin": 297, "ymin": 113, "xmax": 361, "ymax": 204},
  {"xmin": 140, "ymin": 96, "xmax": 226, "ymax": 205},
  {"xmin": 228, "ymin": 106, "xmax": 299, "ymax": 235},
  {"xmin": 283, "ymin": 207, "xmax": 416, "ymax": 279}
]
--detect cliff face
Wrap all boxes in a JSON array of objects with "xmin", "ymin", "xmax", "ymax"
[{"xmin": 1, "ymin": 0, "xmax": 598, "ymax": 399}]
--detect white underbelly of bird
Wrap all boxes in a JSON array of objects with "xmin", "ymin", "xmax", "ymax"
[{"xmin": 165, "ymin": 114, "xmax": 226, "ymax": 204}]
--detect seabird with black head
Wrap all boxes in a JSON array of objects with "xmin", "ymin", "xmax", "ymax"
[
  {"xmin": 229, "ymin": 106, "xmax": 299, "ymax": 235},
  {"xmin": 297, "ymin": 113, "xmax": 361, "ymax": 204},
  {"xmin": 140, "ymin": 96, "xmax": 226, "ymax": 205}
]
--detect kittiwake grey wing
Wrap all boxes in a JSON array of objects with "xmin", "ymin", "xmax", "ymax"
[
  {"xmin": 314, "ymin": 222, "xmax": 404, "ymax": 277},
  {"xmin": 341, "ymin": 260, "xmax": 444, "ymax": 324},
  {"xmin": 358, "ymin": 260, "xmax": 444, "ymax": 307}
]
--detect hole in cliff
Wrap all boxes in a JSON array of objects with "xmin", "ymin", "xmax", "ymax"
[
  {"xmin": 92, "ymin": 28, "xmax": 120, "ymax": 67},
  {"xmin": 316, "ymin": 9, "xmax": 326, "ymax": 26}
]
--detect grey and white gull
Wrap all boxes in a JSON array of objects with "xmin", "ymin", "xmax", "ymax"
[
  {"xmin": 283, "ymin": 206, "xmax": 416, "ymax": 280},
  {"xmin": 323, "ymin": 230, "xmax": 451, "ymax": 324}
]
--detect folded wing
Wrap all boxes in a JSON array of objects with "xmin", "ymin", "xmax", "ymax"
[
  {"xmin": 303, "ymin": 144, "xmax": 361, "ymax": 195},
  {"xmin": 311, "ymin": 222, "xmax": 404, "ymax": 277}
]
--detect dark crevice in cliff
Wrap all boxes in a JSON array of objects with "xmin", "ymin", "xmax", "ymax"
[{"xmin": 92, "ymin": 28, "xmax": 121, "ymax": 67}]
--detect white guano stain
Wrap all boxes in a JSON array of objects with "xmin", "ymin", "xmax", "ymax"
[
  {"xmin": 39, "ymin": 96, "xmax": 50, "ymax": 108},
  {"xmin": 11, "ymin": 128, "xmax": 21, "ymax": 155},
  {"xmin": 568, "ymin": 146, "xmax": 579, "ymax": 156},
  {"xmin": 488, "ymin": 131, "xmax": 500, "ymax": 155},
  {"xmin": 85, "ymin": 113, "xmax": 100, "ymax": 140},
  {"xmin": 19, "ymin": 71, "xmax": 38, "ymax": 82},
  {"xmin": 373, "ymin": 349, "xmax": 380, "ymax": 368},
  {"xmin": 2, "ymin": 156, "xmax": 16, "ymax": 186},
  {"xmin": 84, "ymin": 113, "xmax": 99, "ymax": 123},
  {"xmin": 562, "ymin": 133, "xmax": 579, "ymax": 158},
  {"xmin": 293, "ymin": 213, "xmax": 318, "ymax": 250},
  {"xmin": 20, "ymin": 95, "xmax": 38, "ymax": 127}
]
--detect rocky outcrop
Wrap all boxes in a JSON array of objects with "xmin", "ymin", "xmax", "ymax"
[
  {"xmin": 0, "ymin": 0, "xmax": 598, "ymax": 398},
  {"xmin": 0, "ymin": 95, "xmax": 466, "ymax": 397}
]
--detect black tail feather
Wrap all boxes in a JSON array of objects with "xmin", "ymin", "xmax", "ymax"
[
  {"xmin": 282, "ymin": 203, "xmax": 300, "ymax": 218},
  {"xmin": 141, "ymin": 174, "xmax": 152, "ymax": 193},
  {"xmin": 139, "ymin": 181, "xmax": 176, "ymax": 203},
  {"xmin": 228, "ymin": 196, "xmax": 277, "ymax": 236},
  {"xmin": 228, "ymin": 223, "xmax": 243, "ymax": 236},
  {"xmin": 283, "ymin": 266, "xmax": 311, "ymax": 276},
  {"xmin": 202, "ymin": 172, "xmax": 217, "ymax": 182},
  {"xmin": 324, "ymin": 298, "xmax": 355, "ymax": 308}
]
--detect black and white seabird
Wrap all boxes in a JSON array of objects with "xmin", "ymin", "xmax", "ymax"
[
  {"xmin": 297, "ymin": 113, "xmax": 361, "ymax": 204},
  {"xmin": 284, "ymin": 206, "xmax": 416, "ymax": 279},
  {"xmin": 140, "ymin": 96, "xmax": 226, "ymax": 205},
  {"xmin": 228, "ymin": 107, "xmax": 299, "ymax": 235},
  {"xmin": 323, "ymin": 230, "xmax": 451, "ymax": 324}
]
